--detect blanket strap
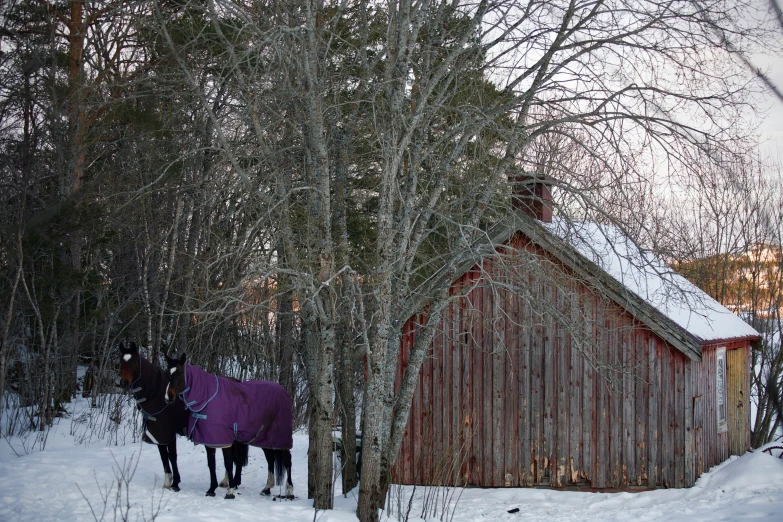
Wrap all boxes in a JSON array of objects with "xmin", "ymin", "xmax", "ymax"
[
  {"xmin": 243, "ymin": 423, "xmax": 266, "ymax": 445},
  {"xmin": 179, "ymin": 386, "xmax": 195, "ymax": 410},
  {"xmin": 192, "ymin": 413, "xmax": 207, "ymax": 420}
]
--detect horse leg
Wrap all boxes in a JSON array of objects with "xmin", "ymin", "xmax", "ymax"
[
  {"xmin": 167, "ymin": 440, "xmax": 181, "ymax": 492},
  {"xmin": 205, "ymin": 446, "xmax": 219, "ymax": 497},
  {"xmin": 232, "ymin": 442, "xmax": 247, "ymax": 488},
  {"xmin": 157, "ymin": 445, "xmax": 173, "ymax": 489},
  {"xmin": 260, "ymin": 448, "xmax": 275, "ymax": 496},
  {"xmin": 221, "ymin": 447, "xmax": 237, "ymax": 499},
  {"xmin": 283, "ymin": 449, "xmax": 294, "ymax": 499},
  {"xmin": 220, "ymin": 442, "xmax": 246, "ymax": 488}
]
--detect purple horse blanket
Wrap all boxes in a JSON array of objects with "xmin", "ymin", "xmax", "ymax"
[{"xmin": 178, "ymin": 364, "xmax": 293, "ymax": 450}]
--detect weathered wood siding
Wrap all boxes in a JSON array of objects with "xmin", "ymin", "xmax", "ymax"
[
  {"xmin": 691, "ymin": 342, "xmax": 750, "ymax": 476},
  {"xmin": 393, "ymin": 233, "xmax": 751, "ymax": 489}
]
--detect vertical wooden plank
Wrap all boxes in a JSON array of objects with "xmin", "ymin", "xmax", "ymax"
[
  {"xmin": 420, "ymin": 325, "xmax": 430, "ymax": 484},
  {"xmin": 581, "ymin": 290, "xmax": 597, "ymax": 485},
  {"xmin": 648, "ymin": 336, "xmax": 659, "ymax": 487},
  {"xmin": 582, "ymin": 292, "xmax": 595, "ymax": 487},
  {"xmin": 569, "ymin": 290, "xmax": 582, "ymax": 485},
  {"xmin": 399, "ymin": 328, "xmax": 410, "ymax": 483},
  {"xmin": 674, "ymin": 352, "xmax": 684, "ymax": 488},
  {"xmin": 692, "ymin": 355, "xmax": 704, "ymax": 478},
  {"xmin": 716, "ymin": 348, "xmax": 729, "ymax": 466},
  {"xmin": 461, "ymin": 293, "xmax": 472, "ymax": 485},
  {"xmin": 423, "ymin": 312, "xmax": 443, "ymax": 484},
  {"xmin": 556, "ymin": 286, "xmax": 569, "ymax": 487},
  {"xmin": 712, "ymin": 347, "xmax": 720, "ymax": 469},
  {"xmin": 478, "ymin": 283, "xmax": 488, "ymax": 486},
  {"xmin": 635, "ymin": 329, "xmax": 648, "ymax": 486},
  {"xmin": 406, "ymin": 330, "xmax": 417, "ymax": 483},
  {"xmin": 595, "ymin": 302, "xmax": 608, "ymax": 488},
  {"xmin": 503, "ymin": 281, "xmax": 518, "ymax": 487},
  {"xmin": 665, "ymin": 343, "xmax": 675, "ymax": 488},
  {"xmin": 439, "ymin": 307, "xmax": 449, "ymax": 485},
  {"xmin": 609, "ymin": 316, "xmax": 622, "ymax": 487},
  {"xmin": 543, "ymin": 281, "xmax": 555, "ymax": 485},
  {"xmin": 452, "ymin": 296, "xmax": 461, "ymax": 485},
  {"xmin": 490, "ymin": 280, "xmax": 505, "ymax": 487},
  {"xmin": 684, "ymin": 357, "xmax": 694, "ymax": 487},
  {"xmin": 414, "ymin": 332, "xmax": 424, "ymax": 484},
  {"xmin": 531, "ymin": 277, "xmax": 543, "ymax": 484},
  {"xmin": 520, "ymin": 285, "xmax": 532, "ymax": 486},
  {"xmin": 622, "ymin": 323, "xmax": 635, "ymax": 487},
  {"xmin": 659, "ymin": 343, "xmax": 669, "ymax": 488},
  {"xmin": 479, "ymin": 282, "xmax": 492, "ymax": 486},
  {"xmin": 727, "ymin": 347, "xmax": 748, "ymax": 456},
  {"xmin": 472, "ymin": 284, "xmax": 484, "ymax": 486},
  {"xmin": 703, "ymin": 350, "xmax": 711, "ymax": 471}
]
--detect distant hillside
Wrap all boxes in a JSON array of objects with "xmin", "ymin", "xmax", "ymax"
[{"xmin": 672, "ymin": 244, "xmax": 782, "ymax": 319}]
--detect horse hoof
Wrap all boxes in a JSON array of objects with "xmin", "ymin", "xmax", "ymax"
[
  {"xmin": 261, "ymin": 488, "xmax": 271, "ymax": 496},
  {"xmin": 171, "ymin": 486, "xmax": 180, "ymax": 492},
  {"xmin": 225, "ymin": 494, "xmax": 235, "ymax": 500},
  {"xmin": 206, "ymin": 491, "xmax": 216, "ymax": 497}
]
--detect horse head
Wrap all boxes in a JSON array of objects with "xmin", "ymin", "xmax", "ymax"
[
  {"xmin": 165, "ymin": 352, "xmax": 187, "ymax": 404},
  {"xmin": 118, "ymin": 341, "xmax": 141, "ymax": 390}
]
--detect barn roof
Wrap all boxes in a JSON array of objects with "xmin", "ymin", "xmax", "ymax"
[{"xmin": 481, "ymin": 213, "xmax": 760, "ymax": 360}]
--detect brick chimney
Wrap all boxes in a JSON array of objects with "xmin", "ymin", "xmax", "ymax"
[{"xmin": 510, "ymin": 175, "xmax": 553, "ymax": 223}]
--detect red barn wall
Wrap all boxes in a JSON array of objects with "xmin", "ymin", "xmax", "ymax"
[
  {"xmin": 393, "ymin": 233, "xmax": 751, "ymax": 489},
  {"xmin": 691, "ymin": 342, "xmax": 751, "ymax": 477}
]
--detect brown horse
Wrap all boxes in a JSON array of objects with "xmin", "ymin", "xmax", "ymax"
[
  {"xmin": 165, "ymin": 352, "xmax": 294, "ymax": 500},
  {"xmin": 118, "ymin": 342, "xmax": 248, "ymax": 493}
]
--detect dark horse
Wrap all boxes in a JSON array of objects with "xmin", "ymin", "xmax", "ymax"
[
  {"xmin": 165, "ymin": 352, "xmax": 295, "ymax": 500},
  {"xmin": 119, "ymin": 342, "xmax": 248, "ymax": 492}
]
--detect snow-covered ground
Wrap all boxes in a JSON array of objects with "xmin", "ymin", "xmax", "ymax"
[{"xmin": 1, "ymin": 397, "xmax": 782, "ymax": 522}]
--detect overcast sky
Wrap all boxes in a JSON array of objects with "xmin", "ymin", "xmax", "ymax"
[
  {"xmin": 757, "ymin": 55, "xmax": 783, "ymax": 159},
  {"xmin": 754, "ymin": 8, "xmax": 783, "ymax": 160}
]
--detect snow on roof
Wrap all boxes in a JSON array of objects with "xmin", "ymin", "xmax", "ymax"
[{"xmin": 542, "ymin": 217, "xmax": 760, "ymax": 344}]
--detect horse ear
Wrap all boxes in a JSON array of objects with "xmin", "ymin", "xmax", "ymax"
[
  {"xmin": 129, "ymin": 342, "xmax": 139, "ymax": 353},
  {"xmin": 164, "ymin": 351, "xmax": 178, "ymax": 368},
  {"xmin": 178, "ymin": 352, "xmax": 187, "ymax": 365}
]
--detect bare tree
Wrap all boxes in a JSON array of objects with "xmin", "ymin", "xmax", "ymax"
[
  {"xmin": 663, "ymin": 157, "xmax": 783, "ymax": 446},
  {"xmin": 2, "ymin": 0, "xmax": 777, "ymax": 519},
  {"xmin": 147, "ymin": 2, "xmax": 777, "ymax": 520}
]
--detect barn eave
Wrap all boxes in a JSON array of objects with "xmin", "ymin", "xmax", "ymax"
[{"xmin": 511, "ymin": 215, "xmax": 705, "ymax": 361}]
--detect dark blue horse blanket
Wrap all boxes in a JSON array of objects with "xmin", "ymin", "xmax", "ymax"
[{"xmin": 178, "ymin": 364, "xmax": 293, "ymax": 450}]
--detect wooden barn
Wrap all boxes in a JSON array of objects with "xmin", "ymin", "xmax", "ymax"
[{"xmin": 393, "ymin": 182, "xmax": 760, "ymax": 490}]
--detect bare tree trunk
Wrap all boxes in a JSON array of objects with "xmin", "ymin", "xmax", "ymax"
[
  {"xmin": 334, "ymin": 126, "xmax": 358, "ymax": 492},
  {"xmin": 0, "ymin": 232, "xmax": 24, "ymax": 420},
  {"xmin": 312, "ymin": 310, "xmax": 335, "ymax": 508},
  {"xmin": 152, "ymin": 192, "xmax": 185, "ymax": 364}
]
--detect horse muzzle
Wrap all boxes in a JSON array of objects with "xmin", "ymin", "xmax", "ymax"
[{"xmin": 164, "ymin": 389, "xmax": 177, "ymax": 404}]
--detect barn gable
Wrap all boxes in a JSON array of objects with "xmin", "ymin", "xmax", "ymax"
[
  {"xmin": 505, "ymin": 215, "xmax": 758, "ymax": 356},
  {"xmin": 394, "ymin": 211, "xmax": 760, "ymax": 491}
]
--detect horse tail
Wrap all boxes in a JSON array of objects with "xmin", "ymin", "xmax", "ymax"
[
  {"xmin": 274, "ymin": 449, "xmax": 285, "ymax": 486},
  {"xmin": 233, "ymin": 441, "xmax": 249, "ymax": 467}
]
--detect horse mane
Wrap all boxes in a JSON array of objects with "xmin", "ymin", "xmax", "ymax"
[{"xmin": 134, "ymin": 354, "xmax": 175, "ymax": 411}]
